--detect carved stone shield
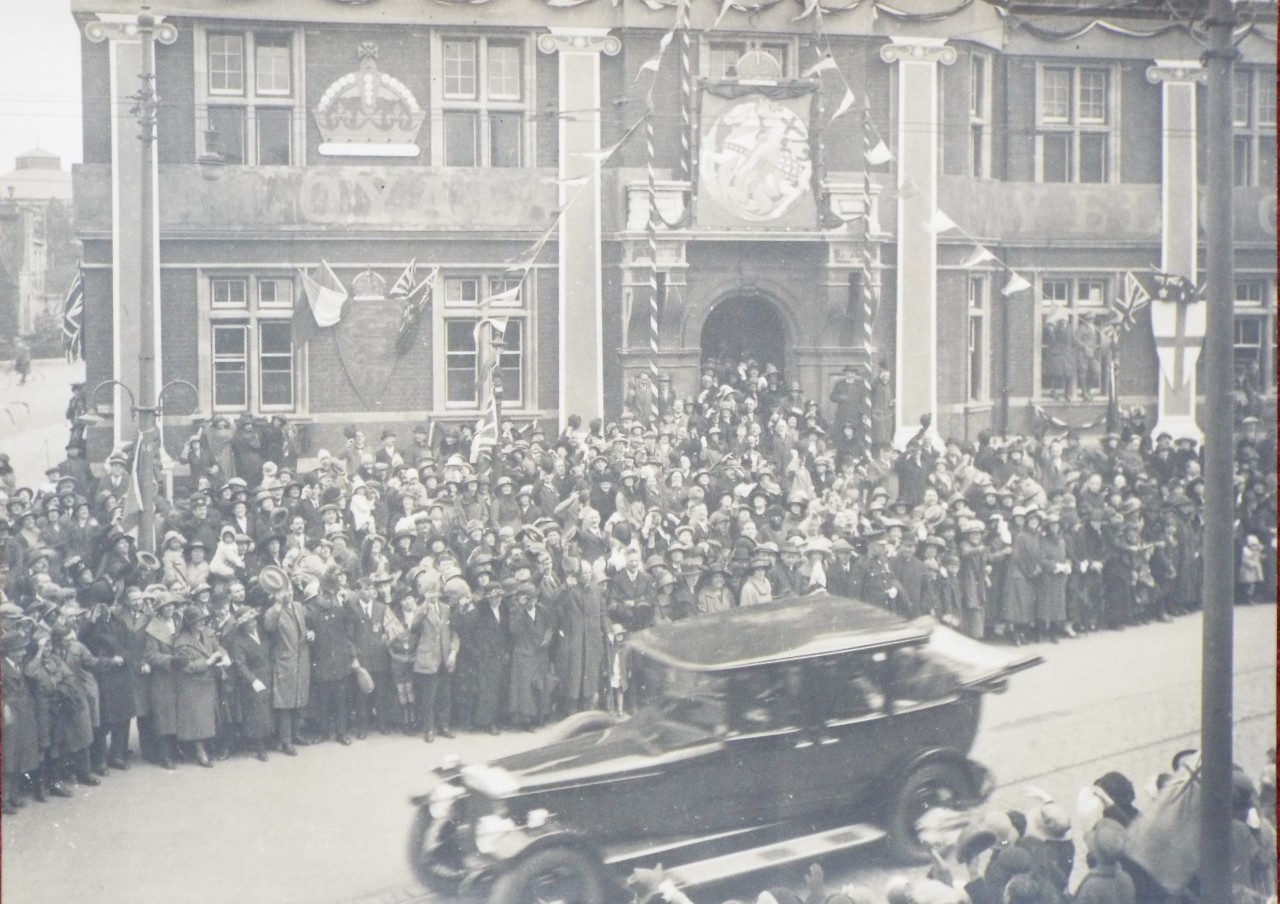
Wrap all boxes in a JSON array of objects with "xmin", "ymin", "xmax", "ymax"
[{"xmin": 334, "ymin": 296, "xmax": 404, "ymax": 408}]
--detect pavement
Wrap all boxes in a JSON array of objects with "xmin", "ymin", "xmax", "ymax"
[
  {"xmin": 0, "ymin": 356, "xmax": 84, "ymax": 484},
  {"xmin": 1, "ymin": 602, "xmax": 1273, "ymax": 904}
]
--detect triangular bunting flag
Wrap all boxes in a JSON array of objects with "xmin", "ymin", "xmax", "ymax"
[
  {"xmin": 712, "ymin": 0, "xmax": 736, "ymax": 29},
  {"xmin": 864, "ymin": 140, "xmax": 893, "ymax": 166},
  {"xmin": 1002, "ymin": 272, "xmax": 1032, "ymax": 296},
  {"xmin": 802, "ymin": 56, "xmax": 839, "ymax": 77},
  {"xmin": 960, "ymin": 245, "xmax": 996, "ymax": 268},
  {"xmin": 830, "ymin": 88, "xmax": 857, "ymax": 123},
  {"xmin": 898, "ymin": 178, "xmax": 921, "ymax": 201},
  {"xmin": 930, "ymin": 210, "xmax": 958, "ymax": 233}
]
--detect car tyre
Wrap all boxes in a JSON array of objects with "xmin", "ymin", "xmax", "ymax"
[
  {"xmin": 488, "ymin": 845, "xmax": 606, "ymax": 904},
  {"xmin": 407, "ymin": 807, "xmax": 469, "ymax": 897},
  {"xmin": 886, "ymin": 761, "xmax": 974, "ymax": 864}
]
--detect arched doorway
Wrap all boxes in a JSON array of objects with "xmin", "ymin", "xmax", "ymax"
[{"xmin": 699, "ymin": 294, "xmax": 786, "ymax": 373}]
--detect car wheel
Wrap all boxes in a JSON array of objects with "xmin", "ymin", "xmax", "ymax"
[
  {"xmin": 488, "ymin": 845, "xmax": 606, "ymax": 904},
  {"xmin": 886, "ymin": 761, "xmax": 974, "ymax": 863},
  {"xmin": 541, "ymin": 710, "xmax": 620, "ymax": 744},
  {"xmin": 407, "ymin": 807, "xmax": 470, "ymax": 896}
]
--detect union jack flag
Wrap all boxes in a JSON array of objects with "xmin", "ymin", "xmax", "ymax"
[
  {"xmin": 61, "ymin": 267, "xmax": 85, "ymax": 361},
  {"xmin": 1103, "ymin": 271, "xmax": 1153, "ymax": 343}
]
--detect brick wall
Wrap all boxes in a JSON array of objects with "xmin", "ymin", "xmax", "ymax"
[{"xmin": 156, "ymin": 25, "xmax": 196, "ymax": 165}]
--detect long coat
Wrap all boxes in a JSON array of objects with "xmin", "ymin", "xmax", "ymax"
[
  {"xmin": 227, "ymin": 624, "xmax": 274, "ymax": 739},
  {"xmin": 554, "ymin": 585, "xmax": 606, "ymax": 704},
  {"xmin": 174, "ymin": 626, "xmax": 223, "ymax": 742},
  {"xmin": 144, "ymin": 617, "xmax": 180, "ymax": 736},
  {"xmin": 26, "ymin": 648, "xmax": 91, "ymax": 755},
  {"xmin": 263, "ymin": 597, "xmax": 310, "ymax": 710},
  {"xmin": 1001, "ymin": 530, "xmax": 1041, "ymax": 626},
  {"xmin": 508, "ymin": 603, "xmax": 553, "ymax": 722},
  {"xmin": 87, "ymin": 612, "xmax": 140, "ymax": 725},
  {"xmin": 306, "ymin": 597, "xmax": 355, "ymax": 683},
  {"xmin": 60, "ymin": 639, "xmax": 102, "ymax": 729},
  {"xmin": 3, "ymin": 653, "xmax": 42, "ymax": 775},
  {"xmin": 957, "ymin": 542, "xmax": 988, "ymax": 638},
  {"xmin": 461, "ymin": 601, "xmax": 511, "ymax": 728},
  {"xmin": 1036, "ymin": 533, "xmax": 1069, "ymax": 623}
]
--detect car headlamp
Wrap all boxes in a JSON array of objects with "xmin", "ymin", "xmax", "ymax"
[
  {"xmin": 474, "ymin": 814, "xmax": 518, "ymax": 855},
  {"xmin": 427, "ymin": 782, "xmax": 465, "ymax": 819},
  {"xmin": 461, "ymin": 763, "xmax": 521, "ymax": 797}
]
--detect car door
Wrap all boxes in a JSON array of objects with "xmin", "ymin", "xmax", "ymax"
[{"xmin": 779, "ymin": 651, "xmax": 898, "ymax": 822}]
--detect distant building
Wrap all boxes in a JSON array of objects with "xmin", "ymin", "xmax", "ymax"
[
  {"xmin": 70, "ymin": 0, "xmax": 1276, "ymax": 457},
  {"xmin": 0, "ymin": 148, "xmax": 77, "ymax": 343}
]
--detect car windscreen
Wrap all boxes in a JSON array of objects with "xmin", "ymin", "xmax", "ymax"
[{"xmin": 634, "ymin": 660, "xmax": 730, "ymax": 733}]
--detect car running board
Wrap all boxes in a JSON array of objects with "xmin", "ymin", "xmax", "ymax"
[{"xmin": 662, "ymin": 823, "xmax": 886, "ymax": 888}]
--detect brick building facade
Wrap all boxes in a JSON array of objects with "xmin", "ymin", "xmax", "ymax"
[{"xmin": 70, "ymin": 0, "xmax": 1276, "ymax": 458}]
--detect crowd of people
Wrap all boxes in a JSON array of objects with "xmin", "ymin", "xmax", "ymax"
[
  {"xmin": 0, "ymin": 358, "xmax": 1273, "ymax": 872},
  {"xmin": 623, "ymin": 748, "xmax": 1277, "ymax": 903}
]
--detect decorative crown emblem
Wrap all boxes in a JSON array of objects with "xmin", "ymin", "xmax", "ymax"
[
  {"xmin": 314, "ymin": 43, "xmax": 425, "ymax": 157},
  {"xmin": 351, "ymin": 269, "xmax": 388, "ymax": 300}
]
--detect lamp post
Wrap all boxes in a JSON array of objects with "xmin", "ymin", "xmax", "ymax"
[
  {"xmin": 88, "ymin": 378, "xmax": 196, "ymax": 552},
  {"xmin": 1199, "ymin": 0, "xmax": 1238, "ymax": 898}
]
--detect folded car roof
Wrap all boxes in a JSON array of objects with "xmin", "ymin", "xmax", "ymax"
[{"xmin": 628, "ymin": 594, "xmax": 932, "ymax": 672}]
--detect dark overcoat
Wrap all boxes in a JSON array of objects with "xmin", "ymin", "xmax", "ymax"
[
  {"xmin": 174, "ymin": 626, "xmax": 223, "ymax": 742},
  {"xmin": 263, "ymin": 596, "xmax": 310, "ymax": 710},
  {"xmin": 554, "ymin": 585, "xmax": 606, "ymax": 704},
  {"xmin": 144, "ymin": 616, "xmax": 179, "ymax": 736},
  {"xmin": 462, "ymin": 601, "xmax": 511, "ymax": 728},
  {"xmin": 507, "ymin": 603, "xmax": 553, "ymax": 722},
  {"xmin": 227, "ymin": 624, "xmax": 274, "ymax": 739},
  {"xmin": 2, "ymin": 654, "xmax": 41, "ymax": 775}
]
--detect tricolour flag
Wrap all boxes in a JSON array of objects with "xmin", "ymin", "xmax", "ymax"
[
  {"xmin": 61, "ymin": 267, "xmax": 85, "ymax": 361},
  {"xmin": 298, "ymin": 261, "xmax": 348, "ymax": 328}
]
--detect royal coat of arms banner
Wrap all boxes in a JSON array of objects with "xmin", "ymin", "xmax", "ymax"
[{"xmin": 696, "ymin": 83, "xmax": 819, "ymax": 230}]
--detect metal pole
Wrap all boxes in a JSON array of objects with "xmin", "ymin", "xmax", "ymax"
[
  {"xmin": 135, "ymin": 9, "xmax": 159, "ymax": 554},
  {"xmin": 1199, "ymin": 0, "xmax": 1237, "ymax": 899}
]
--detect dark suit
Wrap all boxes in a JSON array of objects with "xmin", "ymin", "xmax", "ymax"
[
  {"xmin": 344, "ymin": 596, "xmax": 391, "ymax": 733},
  {"xmin": 460, "ymin": 601, "xmax": 511, "ymax": 730}
]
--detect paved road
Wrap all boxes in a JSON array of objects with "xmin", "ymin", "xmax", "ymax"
[
  {"xmin": 1, "ymin": 603, "xmax": 1273, "ymax": 904},
  {"xmin": 0, "ymin": 356, "xmax": 84, "ymax": 484}
]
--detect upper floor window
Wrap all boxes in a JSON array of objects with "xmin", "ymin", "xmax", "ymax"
[
  {"xmin": 1036, "ymin": 65, "xmax": 1115, "ymax": 184},
  {"xmin": 205, "ymin": 274, "xmax": 299, "ymax": 413},
  {"xmin": 438, "ymin": 275, "xmax": 529, "ymax": 408},
  {"xmin": 434, "ymin": 36, "xmax": 529, "ymax": 168},
  {"xmin": 1039, "ymin": 276, "xmax": 1109, "ymax": 400},
  {"xmin": 967, "ymin": 275, "xmax": 989, "ymax": 401},
  {"xmin": 970, "ymin": 53, "xmax": 992, "ymax": 178},
  {"xmin": 198, "ymin": 29, "xmax": 300, "ymax": 165},
  {"xmin": 1233, "ymin": 279, "xmax": 1277, "ymax": 389},
  {"xmin": 1232, "ymin": 68, "xmax": 1276, "ymax": 188},
  {"xmin": 703, "ymin": 39, "xmax": 792, "ymax": 80}
]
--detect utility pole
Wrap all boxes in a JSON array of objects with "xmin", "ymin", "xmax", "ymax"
[
  {"xmin": 133, "ymin": 7, "xmax": 160, "ymax": 553},
  {"xmin": 1199, "ymin": 0, "xmax": 1237, "ymax": 899}
]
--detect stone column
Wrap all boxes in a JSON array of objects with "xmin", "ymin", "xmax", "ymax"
[
  {"xmin": 880, "ymin": 37, "xmax": 955, "ymax": 449},
  {"xmin": 538, "ymin": 28, "xmax": 620, "ymax": 429},
  {"xmin": 84, "ymin": 13, "xmax": 177, "ymax": 447},
  {"xmin": 1147, "ymin": 60, "xmax": 1208, "ymax": 442}
]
